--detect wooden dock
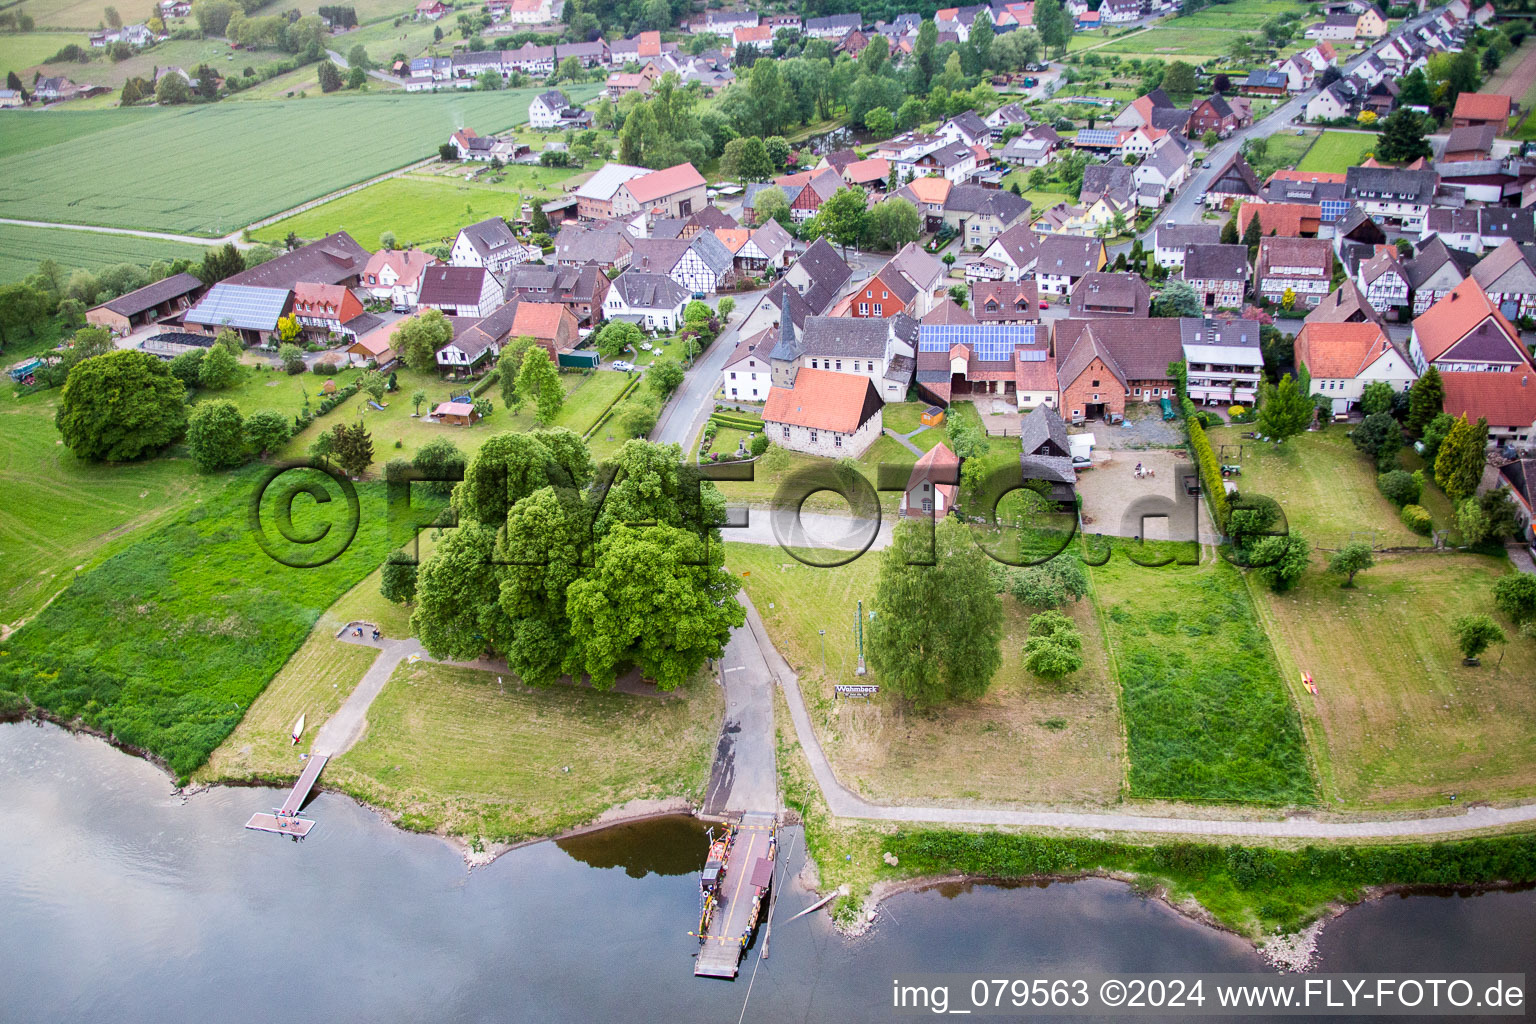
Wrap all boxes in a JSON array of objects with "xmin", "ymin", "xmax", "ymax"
[
  {"xmin": 244, "ymin": 754, "xmax": 328, "ymax": 837},
  {"xmin": 695, "ymin": 811, "xmax": 776, "ymax": 979}
]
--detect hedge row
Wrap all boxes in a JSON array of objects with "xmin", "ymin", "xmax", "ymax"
[
  {"xmin": 1188, "ymin": 416, "xmax": 1230, "ymax": 532},
  {"xmin": 292, "ymin": 381, "xmax": 361, "ymax": 432},
  {"xmin": 1400, "ymin": 503, "xmax": 1432, "ymax": 535},
  {"xmin": 710, "ymin": 413, "xmax": 764, "ymax": 431},
  {"xmin": 583, "ymin": 373, "xmax": 643, "ymax": 442},
  {"xmin": 471, "ymin": 368, "xmax": 500, "ymax": 397}
]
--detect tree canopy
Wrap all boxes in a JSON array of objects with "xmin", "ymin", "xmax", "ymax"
[{"xmin": 55, "ymin": 350, "xmax": 187, "ymax": 462}]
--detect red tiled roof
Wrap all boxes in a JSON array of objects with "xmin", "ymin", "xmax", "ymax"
[
  {"xmin": 842, "ymin": 157, "xmax": 890, "ymax": 184},
  {"xmin": 625, "ymin": 162, "xmax": 706, "ymax": 203},
  {"xmin": 363, "ymin": 249, "xmax": 435, "ymax": 287},
  {"xmin": 1440, "ymin": 371, "xmax": 1536, "ymax": 428},
  {"xmin": 1267, "ymin": 169, "xmax": 1346, "ymax": 185},
  {"xmin": 905, "ymin": 441, "xmax": 959, "ymax": 506},
  {"xmin": 510, "ymin": 300, "xmax": 572, "ymax": 340},
  {"xmin": 1294, "ymin": 322, "xmax": 1394, "ymax": 379},
  {"xmin": 1238, "ymin": 201, "xmax": 1321, "ymax": 238},
  {"xmin": 763, "ymin": 368, "xmax": 882, "ymax": 433},
  {"xmin": 1411, "ymin": 278, "xmax": 1519, "ymax": 362},
  {"xmin": 637, "ymin": 30, "xmax": 661, "ymax": 56},
  {"xmin": 1452, "ymin": 92, "xmax": 1512, "ymax": 122}
]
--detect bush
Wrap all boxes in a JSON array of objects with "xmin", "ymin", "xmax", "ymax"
[
  {"xmin": 1376, "ymin": 469, "xmax": 1421, "ymax": 507},
  {"xmin": 1188, "ymin": 417, "xmax": 1229, "ymax": 531},
  {"xmin": 312, "ymin": 360, "xmax": 339, "ymax": 375},
  {"xmin": 1399, "ymin": 504, "xmax": 1432, "ymax": 535},
  {"xmin": 750, "ymin": 433, "xmax": 769, "ymax": 457}
]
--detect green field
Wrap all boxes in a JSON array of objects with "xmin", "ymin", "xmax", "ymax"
[
  {"xmin": 0, "ymin": 30, "xmax": 89, "ymax": 73},
  {"xmin": 1246, "ymin": 129, "xmax": 1317, "ymax": 179},
  {"xmin": 0, "ymin": 107, "xmax": 170, "ymax": 159},
  {"xmin": 0, "ymin": 385, "xmax": 216, "ymax": 625},
  {"xmin": 1295, "ymin": 130, "xmax": 1378, "ymax": 173},
  {"xmin": 0, "ymin": 88, "xmax": 598, "ymax": 235},
  {"xmin": 14, "ymin": 0, "xmax": 163, "ymax": 28},
  {"xmin": 0, "ymin": 468, "xmax": 401, "ymax": 778},
  {"xmin": 1091, "ymin": 551, "xmax": 1315, "ymax": 805},
  {"xmin": 0, "ymin": 222, "xmax": 204, "ymax": 284},
  {"xmin": 1159, "ymin": 0, "xmax": 1312, "ymax": 28},
  {"xmin": 27, "ymin": 37, "xmax": 294, "ymax": 93},
  {"xmin": 252, "ymin": 168, "xmax": 582, "ymax": 250}
]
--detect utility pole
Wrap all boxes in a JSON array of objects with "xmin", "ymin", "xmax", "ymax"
[{"xmin": 855, "ymin": 599, "xmax": 866, "ymax": 676}]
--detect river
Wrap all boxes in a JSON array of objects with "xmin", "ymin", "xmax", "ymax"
[{"xmin": 2, "ymin": 723, "xmax": 1532, "ymax": 1023}]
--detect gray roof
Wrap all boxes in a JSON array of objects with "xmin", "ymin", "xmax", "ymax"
[
  {"xmin": 792, "ymin": 237, "xmax": 853, "ymax": 313},
  {"xmin": 1156, "ymin": 222, "xmax": 1221, "ymax": 250},
  {"xmin": 1036, "ymin": 235, "xmax": 1102, "ymax": 278},
  {"xmin": 99, "ymin": 272, "xmax": 203, "ymax": 317},
  {"xmin": 534, "ymin": 88, "xmax": 568, "ymax": 110},
  {"xmin": 1181, "ymin": 243, "xmax": 1250, "ymax": 282},
  {"xmin": 1020, "ymin": 402, "xmax": 1070, "ymax": 459},
  {"xmin": 224, "ymin": 231, "xmax": 368, "ymax": 290},
  {"xmin": 457, "ymin": 217, "xmax": 521, "ymax": 262},
  {"xmin": 1080, "ymin": 163, "xmax": 1134, "ymax": 204},
  {"xmin": 797, "ymin": 316, "xmax": 893, "ymax": 358},
  {"xmin": 1404, "ymin": 234, "xmax": 1478, "ymax": 288},
  {"xmin": 610, "ymin": 271, "xmax": 688, "ymax": 310},
  {"xmin": 554, "ymin": 222, "xmax": 632, "ymax": 265},
  {"xmin": 945, "ymin": 111, "xmax": 990, "ymax": 139},
  {"xmin": 944, "ymin": 184, "xmax": 1031, "ymax": 224},
  {"xmin": 1344, "ymin": 165, "xmax": 1439, "ymax": 205},
  {"xmin": 419, "ymin": 266, "xmax": 491, "ymax": 306}
]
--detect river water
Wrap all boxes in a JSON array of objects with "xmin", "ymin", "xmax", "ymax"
[{"xmin": 2, "ymin": 723, "xmax": 1532, "ymax": 1023}]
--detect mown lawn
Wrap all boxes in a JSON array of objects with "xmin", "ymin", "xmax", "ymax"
[
  {"xmin": 1160, "ymin": 0, "xmax": 1313, "ymax": 28},
  {"xmin": 1295, "ymin": 130, "xmax": 1378, "ymax": 174},
  {"xmin": 0, "ymin": 384, "xmax": 217, "ymax": 625},
  {"xmin": 730, "ymin": 542, "xmax": 1125, "ymax": 806},
  {"xmin": 0, "ymin": 469, "xmax": 400, "ymax": 779},
  {"xmin": 1247, "ymin": 129, "xmax": 1317, "ymax": 180},
  {"xmin": 14, "ymin": 0, "xmax": 160, "ymax": 27},
  {"xmin": 0, "ymin": 88, "xmax": 598, "ymax": 235},
  {"xmin": 1205, "ymin": 424, "xmax": 1430, "ymax": 548},
  {"xmin": 1091, "ymin": 551, "xmax": 1315, "ymax": 805},
  {"xmin": 326, "ymin": 659, "xmax": 722, "ymax": 841},
  {"xmin": 882, "ymin": 401, "xmax": 931, "ymax": 434},
  {"xmin": 1253, "ymin": 553, "xmax": 1536, "ymax": 809},
  {"xmin": 251, "ymin": 166, "xmax": 584, "ymax": 250},
  {"xmin": 0, "ymin": 30, "xmax": 91, "ymax": 72}
]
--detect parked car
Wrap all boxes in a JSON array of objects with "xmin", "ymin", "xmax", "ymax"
[{"xmin": 612, "ymin": 360, "xmax": 634, "ymax": 372}]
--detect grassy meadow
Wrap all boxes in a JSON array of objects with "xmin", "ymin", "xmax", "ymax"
[
  {"xmin": 326, "ymin": 658, "xmax": 722, "ymax": 840},
  {"xmin": 1295, "ymin": 130, "xmax": 1378, "ymax": 173},
  {"xmin": 0, "ymin": 469, "xmax": 400, "ymax": 779},
  {"xmin": 14, "ymin": 0, "xmax": 163, "ymax": 28},
  {"xmin": 1254, "ymin": 553, "xmax": 1536, "ymax": 809},
  {"xmin": 730, "ymin": 542, "xmax": 1126, "ymax": 807},
  {"xmin": 0, "ymin": 222, "xmax": 204, "ymax": 284},
  {"xmin": 1091, "ymin": 551, "xmax": 1315, "ymax": 806},
  {"xmin": 0, "ymin": 89, "xmax": 597, "ymax": 235}
]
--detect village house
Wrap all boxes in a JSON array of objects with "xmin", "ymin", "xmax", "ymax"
[
  {"xmin": 86, "ymin": 272, "xmax": 204, "ymax": 335},
  {"xmin": 970, "ymin": 221, "xmax": 1039, "ymax": 282},
  {"xmin": 1333, "ymin": 206, "xmax": 1389, "ymax": 274},
  {"xmin": 804, "ymin": 12, "xmax": 861, "ymax": 38},
  {"xmin": 770, "ymin": 314, "xmax": 917, "ymax": 402},
  {"xmin": 1403, "ymin": 234, "xmax": 1478, "ymax": 314},
  {"xmin": 713, "ymin": 220, "xmax": 793, "ymax": 275},
  {"xmin": 1204, "ymin": 152, "xmax": 1264, "ymax": 210},
  {"xmin": 1452, "ymin": 91, "xmax": 1513, "ymax": 130},
  {"xmin": 502, "ymin": 263, "xmax": 610, "ymax": 325},
  {"xmin": 1499, "ymin": 458, "xmax": 1536, "ymax": 542},
  {"xmin": 1182, "ymin": 316, "xmax": 1265, "ymax": 405},
  {"xmin": 1080, "ymin": 164, "xmax": 1136, "ymax": 210},
  {"xmin": 1470, "ymin": 239, "xmax": 1536, "ymax": 321},
  {"xmin": 720, "ymin": 325, "xmax": 776, "ymax": 401},
  {"xmin": 996, "ymin": 128, "xmax": 1061, "ymax": 168},
  {"xmin": 612, "ymin": 163, "xmax": 709, "ymax": 221},
  {"xmin": 1188, "ymin": 93, "xmax": 1246, "ymax": 139},
  {"xmin": 451, "ymin": 217, "xmax": 532, "ymax": 276},
  {"xmin": 1153, "ymin": 223, "xmax": 1221, "ymax": 269},
  {"xmin": 737, "ymin": 280, "xmax": 817, "ymax": 339},
  {"xmin": 362, "ymin": 249, "xmax": 437, "ymax": 310},
  {"xmin": 1356, "ymin": 246, "xmax": 1411, "ymax": 316},
  {"xmin": 225, "ymin": 232, "xmax": 370, "ymax": 293},
  {"xmin": 603, "ymin": 271, "xmax": 689, "ymax": 332},
  {"xmin": 893, "ymin": 175, "xmax": 953, "ymax": 233},
  {"xmin": 1113, "ymin": 87, "xmax": 1192, "ymax": 134},
  {"xmin": 417, "ymin": 266, "xmax": 503, "ymax": 319},
  {"xmin": 1238, "ymin": 201, "xmax": 1322, "ymax": 238},
  {"xmin": 849, "ymin": 243, "xmax": 946, "ymax": 320},
  {"xmin": 291, "ymin": 282, "xmax": 370, "ymax": 339},
  {"xmin": 1241, "ymin": 69, "xmax": 1291, "ymax": 97},
  {"xmin": 1181, "ymin": 244, "xmax": 1251, "ymax": 310},
  {"xmin": 985, "ymin": 101, "xmax": 1032, "ymax": 139},
  {"xmin": 909, "ymin": 139, "xmax": 978, "ymax": 183},
  {"xmin": 1035, "ymin": 234, "xmax": 1108, "ymax": 295},
  {"xmin": 347, "ymin": 324, "xmax": 396, "ymax": 369},
  {"xmin": 937, "ymin": 111, "xmax": 993, "ymax": 149},
  {"xmin": 943, "ymin": 185, "xmax": 1032, "ymax": 250},
  {"xmin": 528, "ymin": 89, "xmax": 588, "ymax": 130},
  {"xmin": 1295, "ymin": 320, "xmax": 1417, "ymax": 414},
  {"xmin": 762, "ymin": 367, "xmax": 885, "ymax": 458},
  {"xmin": 971, "ymin": 281, "xmax": 1041, "ymax": 324},
  {"xmin": 1132, "ymin": 137, "xmax": 1191, "ymax": 201},
  {"xmin": 1440, "ymin": 372, "xmax": 1536, "ymax": 448},
  {"xmin": 1442, "ymin": 124, "xmax": 1497, "ymax": 163},
  {"xmin": 1054, "ymin": 317, "xmax": 1185, "ymax": 422},
  {"xmin": 781, "ymin": 237, "xmax": 854, "ymax": 314},
  {"xmin": 626, "ymin": 232, "xmax": 735, "ymax": 294},
  {"xmin": 1255, "ymin": 236, "xmax": 1335, "ymax": 308},
  {"xmin": 1307, "ymin": 11, "xmax": 1360, "ymax": 41},
  {"xmin": 1262, "ymin": 170, "xmax": 1351, "ymax": 222},
  {"xmin": 449, "ymin": 128, "xmax": 518, "ymax": 163},
  {"xmin": 1409, "ymin": 278, "xmax": 1531, "ymax": 375},
  {"xmin": 1344, "ymin": 165, "xmax": 1439, "ymax": 232},
  {"xmin": 1069, "ymin": 272, "xmax": 1152, "ymax": 319},
  {"xmin": 553, "ymin": 221, "xmax": 634, "ymax": 272},
  {"xmin": 575, "ymin": 163, "xmax": 648, "ymax": 221},
  {"xmin": 899, "ymin": 442, "xmax": 960, "ymax": 519}
]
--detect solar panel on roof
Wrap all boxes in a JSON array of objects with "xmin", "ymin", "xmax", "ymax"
[
  {"xmin": 1074, "ymin": 129, "xmax": 1119, "ymax": 147},
  {"xmin": 186, "ymin": 284, "xmax": 289, "ymax": 331},
  {"xmin": 918, "ymin": 324, "xmax": 1038, "ymax": 361}
]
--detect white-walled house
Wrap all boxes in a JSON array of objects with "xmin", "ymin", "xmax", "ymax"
[
  {"xmin": 416, "ymin": 266, "xmax": 503, "ymax": 319},
  {"xmin": 362, "ymin": 249, "xmax": 438, "ymax": 310},
  {"xmin": 720, "ymin": 326, "xmax": 775, "ymax": 402},
  {"xmin": 762, "ymin": 367, "xmax": 885, "ymax": 458},
  {"xmin": 899, "ymin": 441, "xmax": 959, "ymax": 518},
  {"xmin": 528, "ymin": 89, "xmax": 571, "ymax": 129},
  {"xmin": 1295, "ymin": 320, "xmax": 1418, "ymax": 414},
  {"xmin": 602, "ymin": 271, "xmax": 689, "ymax": 332},
  {"xmin": 451, "ymin": 217, "xmax": 532, "ymax": 275}
]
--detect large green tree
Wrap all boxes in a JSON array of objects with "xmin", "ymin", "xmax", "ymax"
[
  {"xmin": 1327, "ymin": 542, "xmax": 1375, "ymax": 587},
  {"xmin": 864, "ymin": 198, "xmax": 921, "ymax": 251},
  {"xmin": 55, "ymin": 349, "xmax": 187, "ymax": 461},
  {"xmin": 516, "ymin": 346, "xmax": 564, "ymax": 424},
  {"xmin": 593, "ymin": 319, "xmax": 643, "ymax": 361},
  {"xmin": 815, "ymin": 185, "xmax": 870, "ymax": 257},
  {"xmin": 197, "ymin": 342, "xmax": 241, "ymax": 390},
  {"xmin": 1034, "ymin": 0, "xmax": 1070, "ymax": 56},
  {"xmin": 1021, "ymin": 608, "xmax": 1084, "ymax": 680},
  {"xmin": 1256, "ymin": 373, "xmax": 1311, "ymax": 443},
  {"xmin": 185, "ymin": 399, "xmax": 247, "ymax": 471},
  {"xmin": 866, "ymin": 516, "xmax": 1005, "ymax": 706},
  {"xmin": 411, "ymin": 523, "xmax": 515, "ymax": 659},
  {"xmin": 1406, "ymin": 366, "xmax": 1443, "ymax": 437},
  {"xmin": 1434, "ymin": 414, "xmax": 1488, "ymax": 503},
  {"xmin": 412, "ymin": 437, "xmax": 466, "ymax": 496},
  {"xmin": 243, "ymin": 408, "xmax": 290, "ymax": 457},
  {"xmin": 1375, "ymin": 108, "xmax": 1432, "ymax": 164},
  {"xmin": 392, "ymin": 308, "xmax": 454, "ymax": 371},
  {"xmin": 1251, "ymin": 532, "xmax": 1311, "ymax": 593}
]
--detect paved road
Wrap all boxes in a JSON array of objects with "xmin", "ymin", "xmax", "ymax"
[
  {"xmin": 652, "ymin": 291, "xmax": 765, "ymax": 448},
  {"xmin": 326, "ymin": 48, "xmax": 407, "ymax": 86},
  {"xmin": 703, "ymin": 600, "xmax": 779, "ymax": 815},
  {"xmin": 0, "ymin": 217, "xmax": 248, "ymax": 249}
]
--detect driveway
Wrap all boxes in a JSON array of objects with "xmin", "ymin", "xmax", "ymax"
[{"xmin": 652, "ymin": 289, "xmax": 766, "ymax": 449}]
